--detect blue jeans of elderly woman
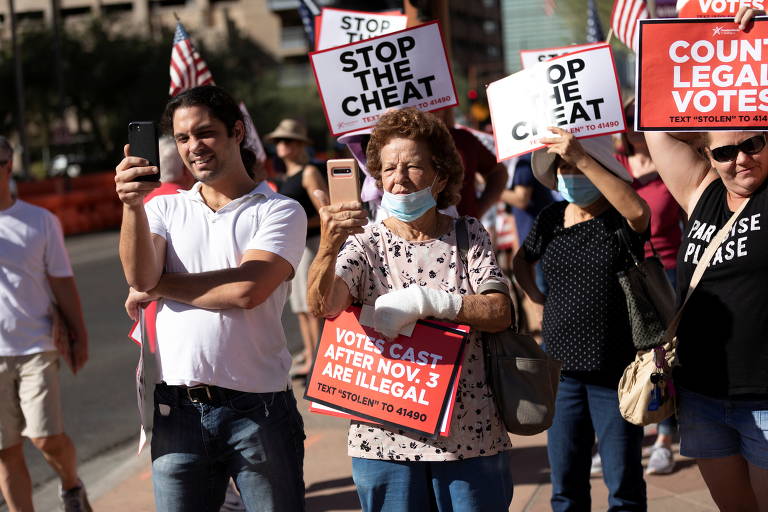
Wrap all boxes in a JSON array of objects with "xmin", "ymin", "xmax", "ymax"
[
  {"xmin": 548, "ymin": 374, "xmax": 646, "ymax": 512},
  {"xmin": 352, "ymin": 451, "xmax": 513, "ymax": 511}
]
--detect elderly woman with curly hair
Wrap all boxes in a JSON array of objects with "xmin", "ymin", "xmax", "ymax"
[{"xmin": 307, "ymin": 108, "xmax": 514, "ymax": 511}]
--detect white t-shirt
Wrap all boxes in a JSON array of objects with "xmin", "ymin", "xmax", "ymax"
[
  {"xmin": 0, "ymin": 200, "xmax": 73, "ymax": 356},
  {"xmin": 145, "ymin": 181, "xmax": 307, "ymax": 393}
]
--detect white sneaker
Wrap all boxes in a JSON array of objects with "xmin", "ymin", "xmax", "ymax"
[
  {"xmin": 646, "ymin": 445, "xmax": 675, "ymax": 475},
  {"xmin": 60, "ymin": 481, "xmax": 92, "ymax": 512},
  {"xmin": 590, "ymin": 453, "xmax": 602, "ymax": 476}
]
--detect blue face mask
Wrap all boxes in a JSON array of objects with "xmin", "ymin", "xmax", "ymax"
[
  {"xmin": 556, "ymin": 175, "xmax": 602, "ymax": 207},
  {"xmin": 381, "ymin": 178, "xmax": 437, "ymax": 222}
]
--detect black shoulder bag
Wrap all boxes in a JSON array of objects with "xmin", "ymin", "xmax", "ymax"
[
  {"xmin": 615, "ymin": 222, "xmax": 677, "ymax": 350},
  {"xmin": 455, "ymin": 219, "xmax": 562, "ymax": 436}
]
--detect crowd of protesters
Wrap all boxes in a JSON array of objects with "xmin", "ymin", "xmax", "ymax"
[{"xmin": 1, "ymin": 6, "xmax": 767, "ymax": 512}]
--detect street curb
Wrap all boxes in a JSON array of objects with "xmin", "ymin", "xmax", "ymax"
[{"xmin": 25, "ymin": 437, "xmax": 149, "ymax": 512}]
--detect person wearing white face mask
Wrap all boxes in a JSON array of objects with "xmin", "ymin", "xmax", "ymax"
[
  {"xmin": 307, "ymin": 108, "xmax": 515, "ymax": 511},
  {"xmin": 513, "ymin": 127, "xmax": 651, "ymax": 512}
]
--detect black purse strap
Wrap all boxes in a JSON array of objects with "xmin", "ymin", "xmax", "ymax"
[
  {"xmin": 455, "ymin": 217, "xmax": 470, "ymax": 268},
  {"xmin": 614, "ymin": 218, "xmax": 650, "ymax": 268},
  {"xmin": 454, "ymin": 218, "xmax": 515, "ymax": 328}
]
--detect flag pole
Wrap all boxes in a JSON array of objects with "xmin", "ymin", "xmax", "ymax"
[
  {"xmin": 9, "ymin": 0, "xmax": 30, "ymax": 179},
  {"xmin": 648, "ymin": 0, "xmax": 657, "ymax": 18},
  {"xmin": 606, "ymin": 28, "xmax": 614, "ymax": 45}
]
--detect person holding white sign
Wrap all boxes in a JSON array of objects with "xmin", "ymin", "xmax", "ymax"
[
  {"xmin": 308, "ymin": 108, "xmax": 514, "ymax": 512},
  {"xmin": 640, "ymin": 7, "xmax": 768, "ymax": 511},
  {"xmin": 513, "ymin": 128, "xmax": 651, "ymax": 512}
]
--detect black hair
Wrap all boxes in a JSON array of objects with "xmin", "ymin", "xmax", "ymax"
[{"xmin": 162, "ymin": 85, "xmax": 256, "ymax": 177}]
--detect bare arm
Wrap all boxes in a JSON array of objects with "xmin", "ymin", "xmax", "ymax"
[
  {"xmin": 475, "ymin": 163, "xmax": 508, "ymax": 217},
  {"xmin": 457, "ymin": 292, "xmax": 512, "ymax": 333},
  {"xmin": 501, "ymin": 185, "xmax": 533, "ymax": 210},
  {"xmin": 307, "ymin": 244, "xmax": 354, "ymax": 318},
  {"xmin": 307, "ymin": 192, "xmax": 367, "ymax": 318},
  {"xmin": 115, "ymin": 144, "xmax": 164, "ymax": 291},
  {"xmin": 512, "ymin": 247, "xmax": 546, "ymax": 305},
  {"xmin": 644, "ymin": 131, "xmax": 716, "ymax": 217},
  {"xmin": 148, "ymin": 250, "xmax": 294, "ymax": 310},
  {"xmin": 542, "ymin": 127, "xmax": 651, "ymax": 233},
  {"xmin": 47, "ymin": 275, "xmax": 88, "ymax": 373}
]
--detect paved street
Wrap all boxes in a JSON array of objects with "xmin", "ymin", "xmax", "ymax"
[{"xmin": 1, "ymin": 230, "xmax": 717, "ymax": 512}]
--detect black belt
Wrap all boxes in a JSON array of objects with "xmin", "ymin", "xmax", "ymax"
[{"xmin": 161, "ymin": 383, "xmax": 247, "ymax": 405}]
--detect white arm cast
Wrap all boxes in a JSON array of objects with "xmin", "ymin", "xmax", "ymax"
[{"xmin": 373, "ymin": 287, "xmax": 463, "ymax": 339}]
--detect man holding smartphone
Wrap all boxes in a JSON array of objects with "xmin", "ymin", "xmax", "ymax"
[{"xmin": 114, "ymin": 85, "xmax": 307, "ymax": 511}]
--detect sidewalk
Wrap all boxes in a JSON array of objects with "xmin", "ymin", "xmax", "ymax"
[{"xmin": 78, "ymin": 383, "xmax": 716, "ymax": 512}]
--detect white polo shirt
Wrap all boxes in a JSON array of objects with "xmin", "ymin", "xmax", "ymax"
[
  {"xmin": 0, "ymin": 200, "xmax": 73, "ymax": 356},
  {"xmin": 145, "ymin": 181, "xmax": 307, "ymax": 393}
]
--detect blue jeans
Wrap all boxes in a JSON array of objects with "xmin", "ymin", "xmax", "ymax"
[
  {"xmin": 351, "ymin": 451, "xmax": 513, "ymax": 512},
  {"xmin": 678, "ymin": 387, "xmax": 768, "ymax": 468},
  {"xmin": 151, "ymin": 383, "xmax": 305, "ymax": 512},
  {"xmin": 548, "ymin": 375, "xmax": 646, "ymax": 512}
]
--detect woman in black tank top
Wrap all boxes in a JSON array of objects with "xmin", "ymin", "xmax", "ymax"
[
  {"xmin": 266, "ymin": 119, "xmax": 329, "ymax": 377},
  {"xmin": 646, "ymin": 10, "xmax": 768, "ymax": 505}
]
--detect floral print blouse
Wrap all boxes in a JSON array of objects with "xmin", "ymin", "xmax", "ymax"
[{"xmin": 335, "ymin": 217, "xmax": 512, "ymax": 461}]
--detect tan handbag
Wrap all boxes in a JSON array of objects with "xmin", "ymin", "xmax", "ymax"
[{"xmin": 618, "ymin": 197, "xmax": 750, "ymax": 426}]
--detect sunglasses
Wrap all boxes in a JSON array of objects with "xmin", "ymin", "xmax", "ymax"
[{"xmin": 710, "ymin": 134, "xmax": 766, "ymax": 162}]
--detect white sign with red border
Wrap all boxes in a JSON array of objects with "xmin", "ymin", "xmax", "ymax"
[
  {"xmin": 310, "ymin": 21, "xmax": 458, "ymax": 137},
  {"xmin": 316, "ymin": 8, "xmax": 407, "ymax": 51},
  {"xmin": 488, "ymin": 44, "xmax": 625, "ymax": 161},
  {"xmin": 520, "ymin": 42, "xmax": 606, "ymax": 69}
]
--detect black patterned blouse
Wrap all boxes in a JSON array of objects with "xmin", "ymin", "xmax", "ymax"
[{"xmin": 335, "ymin": 217, "xmax": 512, "ymax": 461}]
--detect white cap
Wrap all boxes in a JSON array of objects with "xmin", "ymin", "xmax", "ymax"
[{"xmin": 531, "ymin": 135, "xmax": 632, "ymax": 190}]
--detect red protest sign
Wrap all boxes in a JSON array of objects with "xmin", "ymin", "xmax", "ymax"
[
  {"xmin": 637, "ymin": 18, "xmax": 768, "ymax": 131},
  {"xmin": 308, "ymin": 371, "xmax": 460, "ymax": 436},
  {"xmin": 304, "ymin": 306, "xmax": 468, "ymax": 437},
  {"xmin": 678, "ymin": 0, "xmax": 765, "ymax": 18}
]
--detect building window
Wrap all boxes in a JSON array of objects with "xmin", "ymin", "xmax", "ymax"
[
  {"xmin": 281, "ymin": 25, "xmax": 308, "ymax": 51},
  {"xmin": 487, "ymin": 45, "xmax": 499, "ymax": 57},
  {"xmin": 62, "ymin": 6, "xmax": 91, "ymax": 18},
  {"xmin": 17, "ymin": 10, "xmax": 45, "ymax": 22},
  {"xmin": 483, "ymin": 20, "xmax": 496, "ymax": 34},
  {"xmin": 102, "ymin": 3, "xmax": 133, "ymax": 15},
  {"xmin": 150, "ymin": 0, "xmax": 188, "ymax": 7},
  {"xmin": 279, "ymin": 61, "xmax": 313, "ymax": 87},
  {"xmin": 482, "ymin": 0, "xmax": 495, "ymax": 7}
]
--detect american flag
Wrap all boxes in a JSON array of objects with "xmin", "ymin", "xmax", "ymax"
[
  {"xmin": 586, "ymin": 0, "xmax": 606, "ymax": 43},
  {"xmin": 611, "ymin": 0, "xmax": 649, "ymax": 53},
  {"xmin": 239, "ymin": 103, "xmax": 267, "ymax": 165},
  {"xmin": 169, "ymin": 22, "xmax": 214, "ymax": 97},
  {"xmin": 297, "ymin": 0, "xmax": 321, "ymax": 50}
]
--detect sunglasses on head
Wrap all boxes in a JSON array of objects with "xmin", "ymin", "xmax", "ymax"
[{"xmin": 710, "ymin": 134, "xmax": 767, "ymax": 163}]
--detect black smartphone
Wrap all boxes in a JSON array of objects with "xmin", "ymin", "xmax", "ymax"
[{"xmin": 127, "ymin": 121, "xmax": 160, "ymax": 182}]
